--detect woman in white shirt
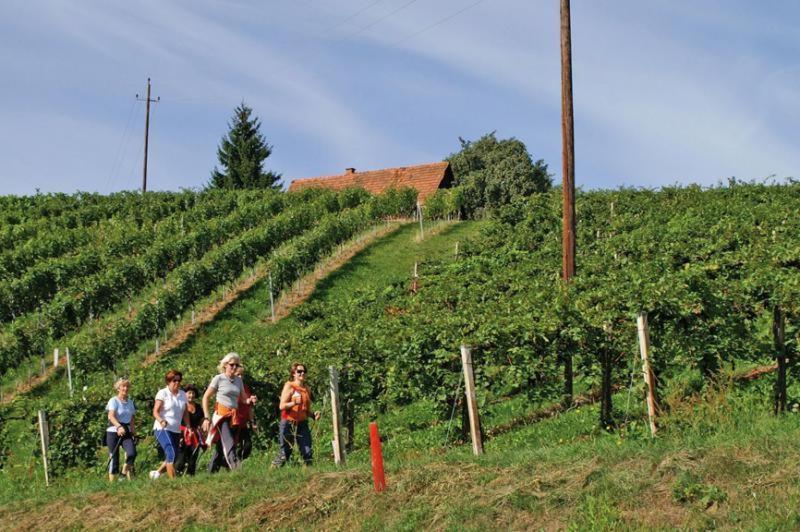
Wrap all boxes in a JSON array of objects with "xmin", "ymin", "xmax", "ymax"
[
  {"xmin": 106, "ymin": 378, "xmax": 136, "ymax": 481},
  {"xmin": 152, "ymin": 369, "xmax": 190, "ymax": 479}
]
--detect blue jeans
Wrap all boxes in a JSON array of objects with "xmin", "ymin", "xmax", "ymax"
[{"xmin": 273, "ymin": 419, "xmax": 312, "ymax": 465}]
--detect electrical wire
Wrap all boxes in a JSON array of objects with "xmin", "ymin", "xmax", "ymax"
[
  {"xmin": 105, "ymin": 99, "xmax": 139, "ymax": 193},
  {"xmin": 391, "ymin": 0, "xmax": 489, "ymax": 47}
]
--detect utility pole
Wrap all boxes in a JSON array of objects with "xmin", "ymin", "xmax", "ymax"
[
  {"xmin": 136, "ymin": 78, "xmax": 160, "ymax": 193},
  {"xmin": 560, "ymin": 0, "xmax": 576, "ymax": 404},
  {"xmin": 561, "ymin": 0, "xmax": 576, "ymax": 281}
]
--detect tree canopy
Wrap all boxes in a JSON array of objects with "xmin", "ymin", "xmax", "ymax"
[
  {"xmin": 446, "ymin": 132, "xmax": 551, "ymax": 217},
  {"xmin": 209, "ymin": 103, "xmax": 281, "ymax": 189}
]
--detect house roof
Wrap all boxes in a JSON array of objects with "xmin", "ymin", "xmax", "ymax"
[{"xmin": 288, "ymin": 161, "xmax": 453, "ymax": 203}]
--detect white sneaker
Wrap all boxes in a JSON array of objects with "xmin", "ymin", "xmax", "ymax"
[{"xmin": 149, "ymin": 470, "xmax": 161, "ymax": 480}]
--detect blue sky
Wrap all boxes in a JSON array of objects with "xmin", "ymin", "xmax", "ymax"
[{"xmin": 0, "ymin": 0, "xmax": 797, "ymax": 196}]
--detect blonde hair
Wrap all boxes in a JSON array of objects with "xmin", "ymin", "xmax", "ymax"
[
  {"xmin": 218, "ymin": 352, "xmax": 242, "ymax": 374},
  {"xmin": 113, "ymin": 378, "xmax": 131, "ymax": 392}
]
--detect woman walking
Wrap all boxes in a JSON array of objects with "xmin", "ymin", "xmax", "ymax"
[
  {"xmin": 202, "ymin": 353, "xmax": 257, "ymax": 472},
  {"xmin": 175, "ymin": 383, "xmax": 205, "ymax": 476},
  {"xmin": 106, "ymin": 378, "xmax": 137, "ymax": 481},
  {"xmin": 152, "ymin": 369, "xmax": 189, "ymax": 479},
  {"xmin": 272, "ymin": 362, "xmax": 320, "ymax": 467}
]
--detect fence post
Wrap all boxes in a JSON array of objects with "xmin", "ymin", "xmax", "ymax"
[
  {"xmin": 66, "ymin": 348, "xmax": 73, "ymax": 397},
  {"xmin": 460, "ymin": 345, "xmax": 483, "ymax": 455},
  {"xmin": 636, "ymin": 312, "xmax": 658, "ymax": 437},
  {"xmin": 37, "ymin": 410, "xmax": 50, "ymax": 486},
  {"xmin": 53, "ymin": 348, "xmax": 59, "ymax": 368},
  {"xmin": 329, "ymin": 366, "xmax": 345, "ymax": 465},
  {"xmin": 774, "ymin": 305, "xmax": 787, "ymax": 414},
  {"xmin": 417, "ymin": 202, "xmax": 424, "ymax": 239},
  {"xmin": 269, "ymin": 273, "xmax": 276, "ymax": 323}
]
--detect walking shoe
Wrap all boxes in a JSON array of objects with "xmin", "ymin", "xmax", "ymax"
[{"xmin": 148, "ymin": 470, "xmax": 161, "ymax": 480}]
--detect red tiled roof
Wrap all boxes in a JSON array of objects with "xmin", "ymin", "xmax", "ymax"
[{"xmin": 288, "ymin": 162, "xmax": 453, "ymax": 203}]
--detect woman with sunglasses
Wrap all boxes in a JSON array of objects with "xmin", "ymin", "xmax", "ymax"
[
  {"xmin": 272, "ymin": 362, "xmax": 321, "ymax": 467},
  {"xmin": 202, "ymin": 352, "xmax": 257, "ymax": 471},
  {"xmin": 151, "ymin": 369, "xmax": 190, "ymax": 479}
]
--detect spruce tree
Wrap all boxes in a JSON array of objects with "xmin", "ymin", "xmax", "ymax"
[{"xmin": 209, "ymin": 103, "xmax": 281, "ymax": 189}]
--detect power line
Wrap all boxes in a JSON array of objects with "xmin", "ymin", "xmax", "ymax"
[
  {"xmin": 106, "ymin": 99, "xmax": 139, "ymax": 193},
  {"xmin": 391, "ymin": 0, "xmax": 489, "ymax": 47}
]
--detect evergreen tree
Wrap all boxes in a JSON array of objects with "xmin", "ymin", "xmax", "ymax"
[{"xmin": 209, "ymin": 103, "xmax": 281, "ymax": 189}]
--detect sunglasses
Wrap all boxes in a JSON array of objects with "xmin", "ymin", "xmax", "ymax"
[
  {"xmin": 295, "ymin": 369, "xmax": 306, "ymax": 375},
  {"xmin": 171, "ymin": 378, "xmax": 182, "ymax": 383},
  {"xmin": 227, "ymin": 363, "xmax": 241, "ymax": 368}
]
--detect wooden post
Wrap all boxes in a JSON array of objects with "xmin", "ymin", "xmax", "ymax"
[
  {"xmin": 460, "ymin": 345, "xmax": 483, "ymax": 455},
  {"xmin": 269, "ymin": 273, "xmax": 276, "ymax": 322},
  {"xmin": 329, "ymin": 366, "xmax": 345, "ymax": 465},
  {"xmin": 417, "ymin": 202, "xmax": 424, "ymax": 239},
  {"xmin": 369, "ymin": 422, "xmax": 386, "ymax": 492},
  {"xmin": 600, "ymin": 325, "xmax": 613, "ymax": 428},
  {"xmin": 155, "ymin": 339, "xmax": 159, "ymax": 355},
  {"xmin": 774, "ymin": 305, "xmax": 787, "ymax": 414},
  {"xmin": 66, "ymin": 348, "xmax": 73, "ymax": 397},
  {"xmin": 40, "ymin": 357, "xmax": 45, "ymax": 375},
  {"xmin": 53, "ymin": 348, "xmax": 59, "ymax": 368},
  {"xmin": 636, "ymin": 312, "xmax": 658, "ymax": 437},
  {"xmin": 37, "ymin": 410, "xmax": 50, "ymax": 486},
  {"xmin": 191, "ymin": 310, "xmax": 195, "ymax": 325},
  {"xmin": 455, "ymin": 242, "xmax": 459, "ymax": 258}
]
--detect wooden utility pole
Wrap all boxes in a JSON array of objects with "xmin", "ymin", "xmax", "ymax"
[
  {"xmin": 136, "ymin": 78, "xmax": 160, "ymax": 193},
  {"xmin": 636, "ymin": 312, "xmax": 658, "ymax": 437},
  {"xmin": 460, "ymin": 345, "xmax": 483, "ymax": 455},
  {"xmin": 560, "ymin": 0, "xmax": 577, "ymax": 405}
]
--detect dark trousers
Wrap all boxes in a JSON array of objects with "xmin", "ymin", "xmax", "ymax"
[
  {"xmin": 273, "ymin": 419, "xmax": 312, "ymax": 466},
  {"xmin": 175, "ymin": 443, "xmax": 201, "ymax": 475},
  {"xmin": 106, "ymin": 429, "xmax": 136, "ymax": 475}
]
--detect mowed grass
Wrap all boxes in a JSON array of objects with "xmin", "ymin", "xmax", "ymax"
[{"xmin": 2, "ymin": 381, "xmax": 800, "ymax": 530}]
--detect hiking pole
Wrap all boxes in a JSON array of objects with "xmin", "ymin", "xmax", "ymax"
[{"xmin": 105, "ymin": 436, "xmax": 124, "ymax": 472}]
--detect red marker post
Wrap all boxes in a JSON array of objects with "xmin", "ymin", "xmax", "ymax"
[{"xmin": 369, "ymin": 422, "xmax": 386, "ymax": 492}]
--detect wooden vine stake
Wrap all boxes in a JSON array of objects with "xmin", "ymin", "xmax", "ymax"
[
  {"xmin": 417, "ymin": 202, "xmax": 424, "ymax": 240},
  {"xmin": 37, "ymin": 410, "xmax": 50, "ymax": 486},
  {"xmin": 329, "ymin": 366, "xmax": 345, "ymax": 465},
  {"xmin": 268, "ymin": 273, "xmax": 276, "ymax": 323},
  {"xmin": 774, "ymin": 304, "xmax": 787, "ymax": 414},
  {"xmin": 53, "ymin": 348, "xmax": 59, "ymax": 368},
  {"xmin": 66, "ymin": 348, "xmax": 73, "ymax": 397},
  {"xmin": 636, "ymin": 312, "xmax": 658, "ymax": 437},
  {"xmin": 460, "ymin": 345, "xmax": 483, "ymax": 455}
]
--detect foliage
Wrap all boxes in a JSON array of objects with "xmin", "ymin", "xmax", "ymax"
[
  {"xmin": 209, "ymin": 102, "xmax": 281, "ymax": 190},
  {"xmin": 446, "ymin": 132, "xmax": 551, "ymax": 217}
]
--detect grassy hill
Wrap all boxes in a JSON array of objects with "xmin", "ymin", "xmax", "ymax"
[{"xmin": 1, "ymin": 182, "xmax": 799, "ymax": 529}]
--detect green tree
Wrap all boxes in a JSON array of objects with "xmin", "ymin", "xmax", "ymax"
[
  {"xmin": 209, "ymin": 103, "xmax": 281, "ymax": 189},
  {"xmin": 446, "ymin": 132, "xmax": 551, "ymax": 217}
]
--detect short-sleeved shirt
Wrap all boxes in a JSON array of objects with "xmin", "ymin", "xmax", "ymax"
[
  {"xmin": 152, "ymin": 387, "xmax": 188, "ymax": 433},
  {"xmin": 106, "ymin": 396, "xmax": 136, "ymax": 432},
  {"xmin": 209, "ymin": 374, "xmax": 244, "ymax": 409}
]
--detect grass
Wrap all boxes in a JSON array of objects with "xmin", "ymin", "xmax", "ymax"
[{"xmin": 3, "ymin": 383, "xmax": 800, "ymax": 530}]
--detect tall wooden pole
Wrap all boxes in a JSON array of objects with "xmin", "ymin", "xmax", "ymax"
[
  {"xmin": 560, "ymin": 0, "xmax": 576, "ymax": 403},
  {"xmin": 142, "ymin": 78, "xmax": 151, "ymax": 193},
  {"xmin": 137, "ymin": 78, "xmax": 159, "ymax": 193},
  {"xmin": 329, "ymin": 366, "xmax": 345, "ymax": 465},
  {"xmin": 561, "ymin": 0, "xmax": 576, "ymax": 280}
]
